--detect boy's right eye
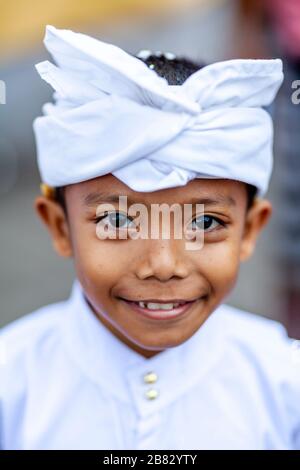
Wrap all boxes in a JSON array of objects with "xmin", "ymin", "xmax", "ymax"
[{"xmin": 94, "ymin": 211, "xmax": 136, "ymax": 229}]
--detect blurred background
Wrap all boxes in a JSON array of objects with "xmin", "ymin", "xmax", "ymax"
[{"xmin": 0, "ymin": 0, "xmax": 299, "ymax": 337}]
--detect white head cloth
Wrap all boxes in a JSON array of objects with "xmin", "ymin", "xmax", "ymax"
[{"xmin": 33, "ymin": 25, "xmax": 284, "ymax": 197}]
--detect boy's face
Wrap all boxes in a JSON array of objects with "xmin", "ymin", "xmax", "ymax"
[{"xmin": 35, "ymin": 175, "xmax": 272, "ymax": 359}]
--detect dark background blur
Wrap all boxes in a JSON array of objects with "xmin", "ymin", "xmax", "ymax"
[{"xmin": 0, "ymin": 0, "xmax": 299, "ymax": 337}]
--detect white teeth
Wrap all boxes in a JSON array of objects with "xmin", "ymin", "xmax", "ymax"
[{"xmin": 138, "ymin": 302, "xmax": 180, "ymax": 310}]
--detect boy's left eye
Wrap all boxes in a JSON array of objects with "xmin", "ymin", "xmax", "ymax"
[{"xmin": 190, "ymin": 215, "xmax": 225, "ymax": 232}]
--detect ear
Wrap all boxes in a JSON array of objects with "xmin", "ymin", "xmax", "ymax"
[
  {"xmin": 34, "ymin": 196, "xmax": 73, "ymax": 258},
  {"xmin": 240, "ymin": 198, "xmax": 272, "ymax": 262}
]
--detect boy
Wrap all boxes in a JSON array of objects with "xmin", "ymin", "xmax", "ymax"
[{"xmin": 0, "ymin": 25, "xmax": 299, "ymax": 450}]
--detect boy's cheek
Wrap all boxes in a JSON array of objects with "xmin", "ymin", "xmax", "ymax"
[
  {"xmin": 197, "ymin": 243, "xmax": 240, "ymax": 293},
  {"xmin": 73, "ymin": 242, "xmax": 131, "ymax": 293}
]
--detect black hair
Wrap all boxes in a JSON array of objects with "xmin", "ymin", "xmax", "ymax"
[
  {"xmin": 54, "ymin": 53, "xmax": 257, "ymax": 213},
  {"xmin": 136, "ymin": 52, "xmax": 205, "ymax": 85},
  {"xmin": 55, "ymin": 185, "xmax": 67, "ymax": 214}
]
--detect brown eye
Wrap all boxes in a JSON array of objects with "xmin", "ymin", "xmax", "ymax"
[
  {"xmin": 191, "ymin": 215, "xmax": 225, "ymax": 232},
  {"xmin": 95, "ymin": 211, "xmax": 136, "ymax": 229}
]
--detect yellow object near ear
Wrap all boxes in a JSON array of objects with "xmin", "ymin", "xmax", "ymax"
[{"xmin": 40, "ymin": 183, "xmax": 55, "ymax": 199}]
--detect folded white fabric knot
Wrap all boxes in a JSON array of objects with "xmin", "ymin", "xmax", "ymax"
[{"xmin": 33, "ymin": 25, "xmax": 284, "ymax": 197}]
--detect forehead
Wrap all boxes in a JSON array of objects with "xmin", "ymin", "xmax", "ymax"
[{"xmin": 66, "ymin": 174, "xmax": 247, "ymax": 207}]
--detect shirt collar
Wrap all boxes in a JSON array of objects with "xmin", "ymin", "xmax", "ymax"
[{"xmin": 61, "ymin": 278, "xmax": 227, "ymax": 417}]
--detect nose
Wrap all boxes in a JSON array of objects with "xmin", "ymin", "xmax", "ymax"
[{"xmin": 135, "ymin": 238, "xmax": 190, "ymax": 282}]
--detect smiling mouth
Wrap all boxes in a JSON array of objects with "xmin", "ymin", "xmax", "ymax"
[{"xmin": 119, "ymin": 296, "xmax": 207, "ymax": 320}]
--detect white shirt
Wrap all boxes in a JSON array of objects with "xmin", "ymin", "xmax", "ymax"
[{"xmin": 1, "ymin": 278, "xmax": 300, "ymax": 450}]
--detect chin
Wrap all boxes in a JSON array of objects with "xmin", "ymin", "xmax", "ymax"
[{"xmin": 134, "ymin": 331, "xmax": 192, "ymax": 350}]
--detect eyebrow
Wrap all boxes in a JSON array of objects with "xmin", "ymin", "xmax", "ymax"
[
  {"xmin": 186, "ymin": 195, "xmax": 236, "ymax": 207},
  {"xmin": 83, "ymin": 191, "xmax": 133, "ymax": 207},
  {"xmin": 83, "ymin": 191, "xmax": 236, "ymax": 208}
]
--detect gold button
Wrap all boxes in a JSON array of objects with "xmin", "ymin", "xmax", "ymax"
[
  {"xmin": 145, "ymin": 388, "xmax": 159, "ymax": 400},
  {"xmin": 143, "ymin": 371, "xmax": 158, "ymax": 384}
]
